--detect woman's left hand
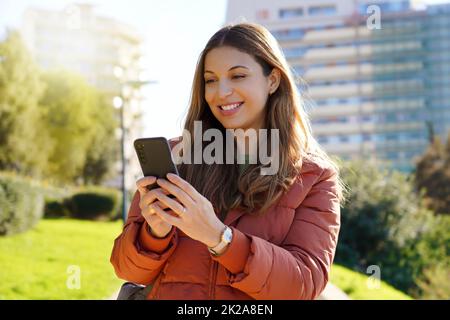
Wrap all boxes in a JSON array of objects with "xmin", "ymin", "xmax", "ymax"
[{"xmin": 149, "ymin": 173, "xmax": 226, "ymax": 248}]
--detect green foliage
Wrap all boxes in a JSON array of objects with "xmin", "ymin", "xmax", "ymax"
[
  {"xmin": 414, "ymin": 133, "xmax": 450, "ymax": 215},
  {"xmin": 39, "ymin": 70, "xmax": 106, "ymax": 184},
  {"xmin": 42, "ymin": 184, "xmax": 122, "ymax": 221},
  {"xmin": 335, "ymin": 159, "xmax": 441, "ymax": 297},
  {"xmin": 402, "ymin": 215, "xmax": 450, "ymax": 299},
  {"xmin": 0, "ymin": 172, "xmax": 45, "ymax": 236},
  {"xmin": 66, "ymin": 186, "xmax": 121, "ymax": 220},
  {"xmin": 0, "ymin": 30, "xmax": 119, "ymax": 186},
  {"xmin": 39, "ymin": 70, "xmax": 120, "ymax": 185},
  {"xmin": 414, "ymin": 263, "xmax": 450, "ymax": 299},
  {"xmin": 0, "ymin": 30, "xmax": 52, "ymax": 176},
  {"xmin": 80, "ymin": 93, "xmax": 119, "ymax": 185},
  {"xmin": 44, "ymin": 198, "xmax": 71, "ymax": 218},
  {"xmin": 0, "ymin": 219, "xmax": 123, "ymax": 299}
]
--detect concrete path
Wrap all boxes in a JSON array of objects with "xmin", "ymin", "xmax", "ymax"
[
  {"xmin": 316, "ymin": 282, "xmax": 351, "ymax": 300},
  {"xmin": 108, "ymin": 290, "xmax": 119, "ymax": 300}
]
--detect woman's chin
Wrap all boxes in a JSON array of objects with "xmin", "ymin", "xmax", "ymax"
[{"xmin": 220, "ymin": 121, "xmax": 244, "ymax": 130}]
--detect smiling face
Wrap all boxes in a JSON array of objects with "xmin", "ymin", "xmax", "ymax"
[{"xmin": 204, "ymin": 46, "xmax": 279, "ymax": 131}]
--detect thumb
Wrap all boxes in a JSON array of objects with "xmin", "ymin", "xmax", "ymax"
[{"xmin": 136, "ymin": 176, "xmax": 157, "ymax": 197}]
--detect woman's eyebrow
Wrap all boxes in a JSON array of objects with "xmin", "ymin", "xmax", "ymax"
[{"xmin": 204, "ymin": 65, "xmax": 249, "ymax": 74}]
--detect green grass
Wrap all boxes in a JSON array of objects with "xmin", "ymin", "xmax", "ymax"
[
  {"xmin": 330, "ymin": 264, "xmax": 413, "ymax": 300},
  {"xmin": 0, "ymin": 219, "xmax": 124, "ymax": 300},
  {"xmin": 0, "ymin": 218, "xmax": 413, "ymax": 300}
]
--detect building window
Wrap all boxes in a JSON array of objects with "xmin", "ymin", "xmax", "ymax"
[
  {"xmin": 385, "ymin": 113, "xmax": 397, "ymax": 123},
  {"xmin": 359, "ymin": 1, "xmax": 410, "ymax": 15},
  {"xmin": 405, "ymin": 150, "xmax": 419, "ymax": 159},
  {"xmin": 283, "ymin": 47, "xmax": 307, "ymax": 58},
  {"xmin": 279, "ymin": 8, "xmax": 303, "ymax": 19},
  {"xmin": 312, "ymin": 118, "xmax": 331, "ymax": 125},
  {"xmin": 337, "ymin": 116, "xmax": 349, "ymax": 123},
  {"xmin": 347, "ymin": 97, "xmax": 361, "ymax": 104},
  {"xmin": 386, "ymin": 152, "xmax": 398, "ymax": 160},
  {"xmin": 317, "ymin": 136, "xmax": 329, "ymax": 144},
  {"xmin": 386, "ymin": 134, "xmax": 398, "ymax": 141},
  {"xmin": 407, "ymin": 132, "xmax": 421, "ymax": 139},
  {"xmin": 308, "ymin": 5, "xmax": 337, "ymax": 16},
  {"xmin": 361, "ymin": 115, "xmax": 372, "ymax": 123},
  {"xmin": 293, "ymin": 65, "xmax": 305, "ymax": 75},
  {"xmin": 271, "ymin": 28, "xmax": 305, "ymax": 41}
]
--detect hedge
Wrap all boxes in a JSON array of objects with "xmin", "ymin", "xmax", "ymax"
[
  {"xmin": 1, "ymin": 171, "xmax": 123, "ymax": 235},
  {"xmin": 0, "ymin": 172, "xmax": 45, "ymax": 236},
  {"xmin": 65, "ymin": 186, "xmax": 121, "ymax": 220}
]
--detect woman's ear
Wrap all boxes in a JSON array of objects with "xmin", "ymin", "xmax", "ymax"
[{"xmin": 268, "ymin": 68, "xmax": 281, "ymax": 95}]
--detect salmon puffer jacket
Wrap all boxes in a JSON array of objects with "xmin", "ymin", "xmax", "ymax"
[{"xmin": 110, "ymin": 138, "xmax": 341, "ymax": 300}]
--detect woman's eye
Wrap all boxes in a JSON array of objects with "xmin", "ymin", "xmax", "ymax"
[{"xmin": 205, "ymin": 75, "xmax": 245, "ymax": 84}]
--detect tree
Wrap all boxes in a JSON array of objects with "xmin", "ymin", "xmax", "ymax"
[
  {"xmin": 414, "ymin": 132, "xmax": 450, "ymax": 215},
  {"xmin": 39, "ymin": 70, "xmax": 118, "ymax": 185},
  {"xmin": 409, "ymin": 214, "xmax": 450, "ymax": 299},
  {"xmin": 0, "ymin": 30, "xmax": 119, "ymax": 185},
  {"xmin": 335, "ymin": 159, "xmax": 436, "ymax": 295},
  {"xmin": 80, "ymin": 93, "xmax": 119, "ymax": 185},
  {"xmin": 0, "ymin": 30, "xmax": 52, "ymax": 177}
]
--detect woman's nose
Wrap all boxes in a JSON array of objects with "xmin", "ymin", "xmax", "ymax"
[{"xmin": 218, "ymin": 81, "xmax": 233, "ymax": 99}]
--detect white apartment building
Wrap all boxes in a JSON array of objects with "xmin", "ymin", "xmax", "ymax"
[{"xmin": 226, "ymin": 0, "xmax": 450, "ymax": 172}]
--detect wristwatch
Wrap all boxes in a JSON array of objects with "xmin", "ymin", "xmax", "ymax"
[{"xmin": 208, "ymin": 226, "xmax": 233, "ymax": 256}]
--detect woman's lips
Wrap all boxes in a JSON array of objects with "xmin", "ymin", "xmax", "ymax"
[{"xmin": 218, "ymin": 102, "xmax": 244, "ymax": 116}]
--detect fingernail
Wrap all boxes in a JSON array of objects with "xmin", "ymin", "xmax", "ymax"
[{"xmin": 167, "ymin": 173, "xmax": 175, "ymax": 179}]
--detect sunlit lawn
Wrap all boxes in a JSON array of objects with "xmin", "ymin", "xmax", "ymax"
[
  {"xmin": 0, "ymin": 219, "xmax": 123, "ymax": 300},
  {"xmin": 0, "ymin": 218, "xmax": 413, "ymax": 300},
  {"xmin": 330, "ymin": 264, "xmax": 413, "ymax": 300}
]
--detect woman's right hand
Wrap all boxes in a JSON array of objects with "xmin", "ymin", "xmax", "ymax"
[{"xmin": 136, "ymin": 176, "xmax": 174, "ymax": 238}]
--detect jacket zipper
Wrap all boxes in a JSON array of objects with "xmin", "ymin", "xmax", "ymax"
[
  {"xmin": 149, "ymin": 261, "xmax": 170, "ymax": 299},
  {"xmin": 208, "ymin": 260, "xmax": 219, "ymax": 300}
]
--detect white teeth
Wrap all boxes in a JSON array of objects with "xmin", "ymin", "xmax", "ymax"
[{"xmin": 220, "ymin": 102, "xmax": 242, "ymax": 111}]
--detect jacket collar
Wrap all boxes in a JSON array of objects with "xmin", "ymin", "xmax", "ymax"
[{"xmin": 224, "ymin": 208, "xmax": 246, "ymax": 226}]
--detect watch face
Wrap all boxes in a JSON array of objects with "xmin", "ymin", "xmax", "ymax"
[{"xmin": 223, "ymin": 227, "xmax": 232, "ymax": 242}]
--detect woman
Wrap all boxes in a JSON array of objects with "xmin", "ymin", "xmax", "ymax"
[{"xmin": 110, "ymin": 22, "xmax": 344, "ymax": 300}]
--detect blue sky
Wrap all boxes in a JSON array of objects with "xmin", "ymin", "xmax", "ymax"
[{"xmin": 0, "ymin": 0, "xmax": 449, "ymax": 139}]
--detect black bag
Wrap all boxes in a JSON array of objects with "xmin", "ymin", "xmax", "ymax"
[{"xmin": 116, "ymin": 282, "xmax": 153, "ymax": 300}]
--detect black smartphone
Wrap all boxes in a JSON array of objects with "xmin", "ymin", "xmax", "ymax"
[{"xmin": 134, "ymin": 137, "xmax": 179, "ymax": 192}]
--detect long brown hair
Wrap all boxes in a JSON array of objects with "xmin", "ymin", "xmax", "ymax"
[{"xmin": 178, "ymin": 22, "xmax": 344, "ymax": 217}]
